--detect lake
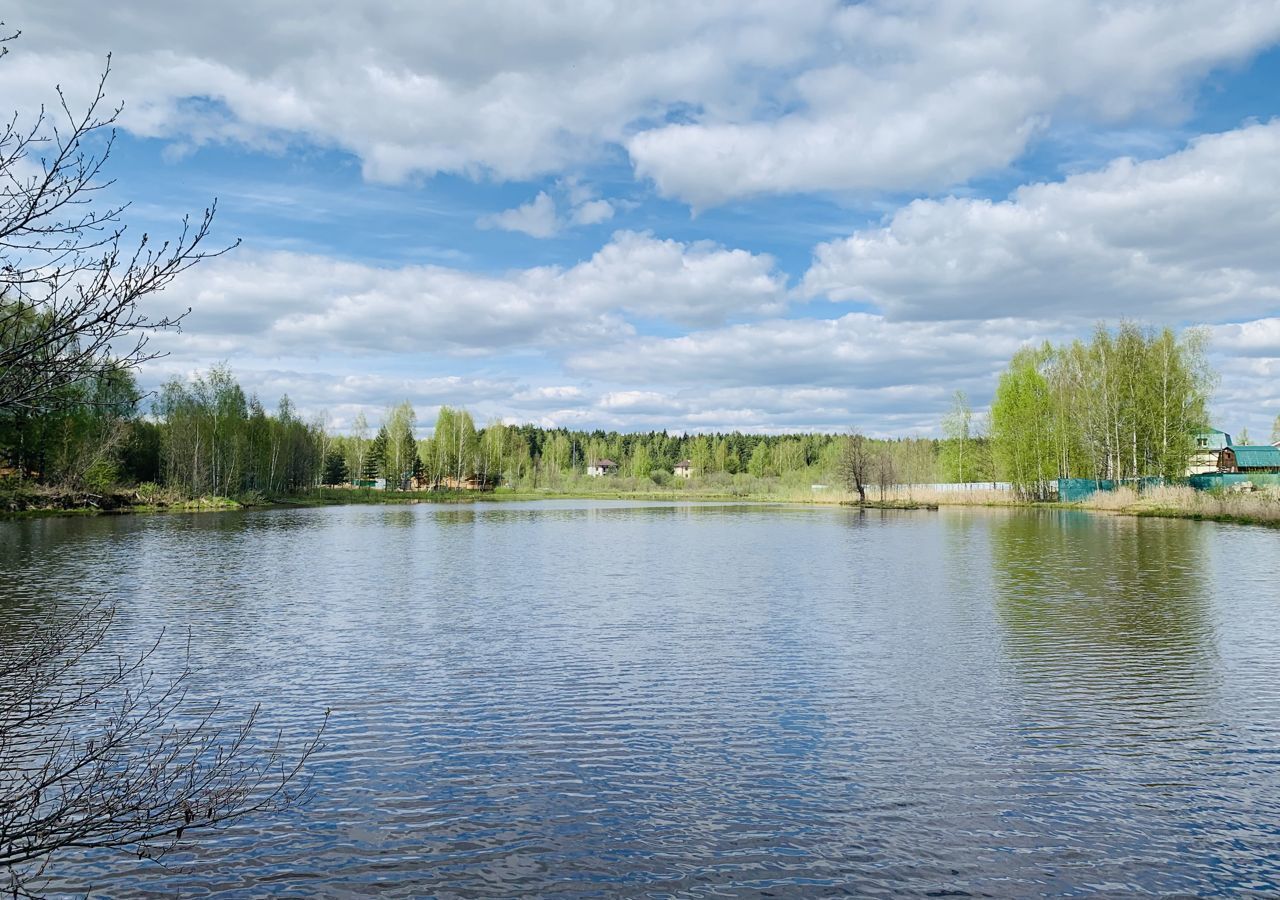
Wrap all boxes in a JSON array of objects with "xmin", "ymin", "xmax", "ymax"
[{"xmin": 2, "ymin": 500, "xmax": 1279, "ymax": 897}]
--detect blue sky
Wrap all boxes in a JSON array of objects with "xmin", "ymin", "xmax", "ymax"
[{"xmin": 6, "ymin": 2, "xmax": 1280, "ymax": 437}]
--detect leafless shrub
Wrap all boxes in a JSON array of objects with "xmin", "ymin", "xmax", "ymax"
[{"xmin": 0, "ymin": 604, "xmax": 326, "ymax": 898}]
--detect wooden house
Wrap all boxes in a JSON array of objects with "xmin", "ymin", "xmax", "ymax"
[{"xmin": 1218, "ymin": 445, "xmax": 1280, "ymax": 473}]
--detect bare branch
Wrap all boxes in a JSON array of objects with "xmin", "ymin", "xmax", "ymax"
[
  {"xmin": 0, "ymin": 33, "xmax": 237, "ymax": 418},
  {"xmin": 0, "ymin": 603, "xmax": 326, "ymax": 896}
]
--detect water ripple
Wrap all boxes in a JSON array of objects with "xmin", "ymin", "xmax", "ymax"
[{"xmin": 1, "ymin": 502, "xmax": 1278, "ymax": 897}]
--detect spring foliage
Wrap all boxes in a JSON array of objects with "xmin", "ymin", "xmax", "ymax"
[{"xmin": 990, "ymin": 323, "xmax": 1214, "ymax": 499}]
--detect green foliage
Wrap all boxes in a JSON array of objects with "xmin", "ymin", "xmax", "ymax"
[
  {"xmin": 154, "ymin": 366, "xmax": 325, "ymax": 498},
  {"xmin": 134, "ymin": 482, "xmax": 163, "ymax": 503},
  {"xmin": 747, "ymin": 442, "xmax": 771, "ymax": 477},
  {"xmin": 989, "ymin": 323, "xmax": 1214, "ymax": 497},
  {"xmin": 0, "ymin": 365, "xmax": 143, "ymax": 488},
  {"xmin": 940, "ymin": 391, "xmax": 981, "ymax": 483},
  {"xmin": 321, "ymin": 450, "xmax": 349, "ymax": 486}
]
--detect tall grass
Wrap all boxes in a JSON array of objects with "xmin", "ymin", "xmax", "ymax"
[{"xmin": 1097, "ymin": 484, "xmax": 1280, "ymax": 525}]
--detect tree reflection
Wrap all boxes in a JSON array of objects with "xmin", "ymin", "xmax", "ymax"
[{"xmin": 989, "ymin": 510, "xmax": 1215, "ymax": 710}]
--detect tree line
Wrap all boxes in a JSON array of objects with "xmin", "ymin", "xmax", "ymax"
[
  {"xmin": 326, "ymin": 406, "xmax": 996, "ymax": 494},
  {"xmin": 4, "ymin": 361, "xmax": 1015, "ymax": 500},
  {"xmin": 988, "ymin": 323, "xmax": 1215, "ymax": 499}
]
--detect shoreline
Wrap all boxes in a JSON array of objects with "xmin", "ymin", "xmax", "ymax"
[{"xmin": 4, "ymin": 485, "xmax": 1279, "ymax": 531}]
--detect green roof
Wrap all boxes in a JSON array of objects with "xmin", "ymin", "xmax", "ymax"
[{"xmin": 1228, "ymin": 445, "xmax": 1280, "ymax": 468}]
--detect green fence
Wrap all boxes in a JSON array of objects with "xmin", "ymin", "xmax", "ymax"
[
  {"xmin": 1188, "ymin": 472, "xmax": 1280, "ymax": 492},
  {"xmin": 1060, "ymin": 473, "xmax": 1280, "ymax": 501},
  {"xmin": 1057, "ymin": 477, "xmax": 1165, "ymax": 502}
]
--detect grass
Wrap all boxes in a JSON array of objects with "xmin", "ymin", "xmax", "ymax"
[
  {"xmin": 7, "ymin": 478, "xmax": 1280, "ymax": 531},
  {"xmin": 1083, "ymin": 484, "xmax": 1280, "ymax": 528}
]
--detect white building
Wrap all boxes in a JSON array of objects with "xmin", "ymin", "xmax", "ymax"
[{"xmin": 587, "ymin": 459, "xmax": 618, "ymax": 477}]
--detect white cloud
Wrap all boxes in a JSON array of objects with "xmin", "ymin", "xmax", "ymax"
[
  {"xmin": 570, "ymin": 199, "xmax": 614, "ymax": 226},
  {"xmin": 7, "ymin": 1, "xmax": 1277, "ymax": 202},
  {"xmin": 568, "ymin": 313, "xmax": 1056, "ymax": 390},
  {"xmin": 1210, "ymin": 318, "xmax": 1280, "ymax": 356},
  {"xmin": 477, "ymin": 192, "xmax": 561, "ymax": 238},
  {"xmin": 152, "ymin": 230, "xmax": 788, "ymax": 360},
  {"xmin": 803, "ymin": 121, "xmax": 1280, "ymax": 321},
  {"xmin": 629, "ymin": 0, "xmax": 1280, "ymax": 206},
  {"xmin": 0, "ymin": 1, "xmax": 828, "ymax": 184},
  {"xmin": 477, "ymin": 190, "xmax": 615, "ymax": 237}
]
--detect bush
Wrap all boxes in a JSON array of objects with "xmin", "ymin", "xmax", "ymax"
[
  {"xmin": 82, "ymin": 459, "xmax": 119, "ymax": 493},
  {"xmin": 134, "ymin": 482, "xmax": 164, "ymax": 504}
]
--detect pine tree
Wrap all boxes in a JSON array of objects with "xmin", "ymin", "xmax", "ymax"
[
  {"xmin": 321, "ymin": 450, "xmax": 348, "ymax": 486},
  {"xmin": 367, "ymin": 427, "xmax": 388, "ymax": 484},
  {"xmin": 398, "ymin": 426, "xmax": 418, "ymax": 489}
]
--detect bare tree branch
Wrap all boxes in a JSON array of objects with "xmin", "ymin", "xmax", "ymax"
[
  {"xmin": 0, "ymin": 603, "xmax": 327, "ymax": 897},
  {"xmin": 0, "ymin": 29, "xmax": 237, "ymax": 417}
]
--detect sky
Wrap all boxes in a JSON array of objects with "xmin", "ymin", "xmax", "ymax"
[{"xmin": 5, "ymin": 1, "xmax": 1280, "ymax": 438}]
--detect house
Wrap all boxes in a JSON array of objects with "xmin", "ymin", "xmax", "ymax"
[
  {"xmin": 1218, "ymin": 445, "xmax": 1280, "ymax": 473},
  {"xmin": 587, "ymin": 458, "xmax": 618, "ymax": 477},
  {"xmin": 673, "ymin": 459, "xmax": 693, "ymax": 478},
  {"xmin": 1188, "ymin": 428, "xmax": 1233, "ymax": 475}
]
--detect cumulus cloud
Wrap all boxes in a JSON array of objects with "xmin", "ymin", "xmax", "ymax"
[
  {"xmin": 629, "ymin": 0, "xmax": 1280, "ymax": 205},
  {"xmin": 477, "ymin": 192, "xmax": 561, "ymax": 238},
  {"xmin": 568, "ymin": 313, "xmax": 1058, "ymax": 390},
  {"xmin": 570, "ymin": 199, "xmax": 614, "ymax": 226},
  {"xmin": 477, "ymin": 189, "xmax": 615, "ymax": 237},
  {"xmin": 1210, "ymin": 318, "xmax": 1280, "ymax": 356},
  {"xmin": 7, "ymin": 1, "xmax": 1277, "ymax": 202},
  {"xmin": 803, "ymin": 121, "xmax": 1280, "ymax": 321},
  {"xmin": 153, "ymin": 231, "xmax": 788, "ymax": 359},
  {"xmin": 0, "ymin": 1, "xmax": 827, "ymax": 184}
]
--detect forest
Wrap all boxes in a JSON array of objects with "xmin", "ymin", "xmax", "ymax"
[
  {"xmin": 0, "ymin": 362, "xmax": 992, "ymax": 504},
  {"xmin": 4, "ymin": 322, "xmax": 1243, "ymax": 508}
]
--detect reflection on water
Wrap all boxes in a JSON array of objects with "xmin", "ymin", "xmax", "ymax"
[
  {"xmin": 991, "ymin": 509, "xmax": 1215, "ymax": 701},
  {"xmin": 1, "ymin": 501, "xmax": 1278, "ymax": 897}
]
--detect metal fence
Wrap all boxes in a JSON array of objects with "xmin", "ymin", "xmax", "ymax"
[{"xmin": 890, "ymin": 482, "xmax": 1014, "ymax": 493}]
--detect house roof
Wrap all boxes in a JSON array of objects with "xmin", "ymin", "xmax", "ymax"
[
  {"xmin": 674, "ymin": 459, "xmax": 692, "ymax": 467},
  {"xmin": 1226, "ymin": 445, "xmax": 1280, "ymax": 468},
  {"xmin": 591, "ymin": 458, "xmax": 617, "ymax": 467}
]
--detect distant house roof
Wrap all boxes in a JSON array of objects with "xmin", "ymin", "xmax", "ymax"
[
  {"xmin": 590, "ymin": 458, "xmax": 617, "ymax": 467},
  {"xmin": 1224, "ymin": 445, "xmax": 1280, "ymax": 469},
  {"xmin": 674, "ymin": 459, "xmax": 692, "ymax": 468},
  {"xmin": 1194, "ymin": 428, "xmax": 1232, "ymax": 451}
]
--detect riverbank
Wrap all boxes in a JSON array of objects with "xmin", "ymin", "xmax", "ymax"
[
  {"xmin": 871, "ymin": 483, "xmax": 1280, "ymax": 530},
  {"xmin": 5, "ymin": 481, "xmax": 1280, "ymax": 530}
]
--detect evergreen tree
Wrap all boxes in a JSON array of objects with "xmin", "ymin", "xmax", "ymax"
[
  {"xmin": 368, "ymin": 427, "xmax": 388, "ymax": 483},
  {"xmin": 321, "ymin": 450, "xmax": 348, "ymax": 486}
]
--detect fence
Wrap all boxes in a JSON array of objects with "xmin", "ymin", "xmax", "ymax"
[
  {"xmin": 1188, "ymin": 472, "xmax": 1280, "ymax": 492},
  {"xmin": 889, "ymin": 482, "xmax": 1014, "ymax": 493},
  {"xmin": 1060, "ymin": 473, "xmax": 1280, "ymax": 502}
]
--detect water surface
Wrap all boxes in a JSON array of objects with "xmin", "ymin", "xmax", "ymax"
[{"xmin": 2, "ymin": 501, "xmax": 1278, "ymax": 897}]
